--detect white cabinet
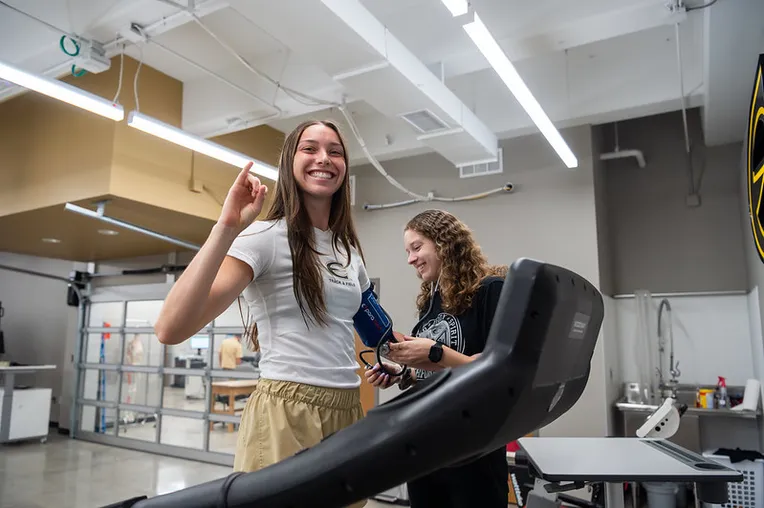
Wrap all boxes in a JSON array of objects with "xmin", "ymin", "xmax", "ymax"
[
  {"xmin": 0, "ymin": 388, "xmax": 52, "ymax": 442},
  {"xmin": 1, "ymin": 365, "xmax": 56, "ymax": 443}
]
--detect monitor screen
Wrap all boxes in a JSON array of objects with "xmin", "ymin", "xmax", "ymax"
[{"xmin": 190, "ymin": 335, "xmax": 209, "ymax": 349}]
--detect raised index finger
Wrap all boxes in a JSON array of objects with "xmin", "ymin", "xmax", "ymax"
[{"xmin": 234, "ymin": 162, "xmax": 254, "ymax": 185}]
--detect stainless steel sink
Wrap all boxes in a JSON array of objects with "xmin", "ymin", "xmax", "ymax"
[
  {"xmin": 673, "ymin": 387, "xmax": 698, "ymax": 408},
  {"xmin": 613, "ymin": 384, "xmax": 761, "ymax": 454}
]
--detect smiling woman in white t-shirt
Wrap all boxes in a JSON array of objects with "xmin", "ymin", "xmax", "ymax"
[{"xmin": 154, "ymin": 120, "xmax": 369, "ymax": 505}]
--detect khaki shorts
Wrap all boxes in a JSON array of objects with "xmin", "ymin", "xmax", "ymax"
[{"xmin": 233, "ymin": 378, "xmax": 366, "ymax": 507}]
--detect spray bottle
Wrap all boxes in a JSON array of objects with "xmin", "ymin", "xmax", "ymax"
[{"xmin": 717, "ymin": 376, "xmax": 729, "ymax": 408}]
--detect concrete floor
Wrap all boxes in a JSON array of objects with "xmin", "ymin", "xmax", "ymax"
[{"xmin": 0, "ymin": 432, "xmax": 396, "ymax": 508}]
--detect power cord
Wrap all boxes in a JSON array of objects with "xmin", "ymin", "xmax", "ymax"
[
  {"xmin": 686, "ymin": 0, "xmax": 718, "ymax": 11},
  {"xmin": 187, "ymin": 13, "xmax": 514, "ymax": 211}
]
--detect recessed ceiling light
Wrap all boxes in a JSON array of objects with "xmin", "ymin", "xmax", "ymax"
[
  {"xmin": 41, "ymin": 238, "xmax": 61, "ymax": 243},
  {"xmin": 97, "ymin": 229, "xmax": 119, "ymax": 236}
]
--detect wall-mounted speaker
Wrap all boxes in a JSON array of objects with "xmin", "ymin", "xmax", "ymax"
[{"xmin": 66, "ymin": 270, "xmax": 88, "ymax": 307}]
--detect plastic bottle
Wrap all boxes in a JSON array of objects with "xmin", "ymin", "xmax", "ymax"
[{"xmin": 717, "ymin": 376, "xmax": 729, "ymax": 408}]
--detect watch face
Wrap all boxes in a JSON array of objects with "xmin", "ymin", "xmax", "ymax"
[
  {"xmin": 747, "ymin": 54, "xmax": 764, "ymax": 264},
  {"xmin": 429, "ymin": 343, "xmax": 443, "ymax": 362}
]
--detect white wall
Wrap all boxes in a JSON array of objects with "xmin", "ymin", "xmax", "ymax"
[
  {"xmin": 747, "ymin": 287, "xmax": 764, "ymax": 451},
  {"xmin": 615, "ymin": 294, "xmax": 754, "ymax": 388},
  {"xmin": 0, "ymin": 252, "xmax": 81, "ymax": 426},
  {"xmin": 592, "ymin": 124, "xmax": 623, "ymax": 435},
  {"xmin": 601, "ymin": 296, "xmax": 620, "ymax": 435}
]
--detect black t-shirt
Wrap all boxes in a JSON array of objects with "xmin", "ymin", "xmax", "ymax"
[
  {"xmin": 410, "ymin": 275, "xmax": 504, "ymax": 380},
  {"xmin": 406, "ymin": 275, "xmax": 508, "ymax": 508}
]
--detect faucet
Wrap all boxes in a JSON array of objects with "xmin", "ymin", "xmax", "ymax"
[{"xmin": 657, "ymin": 298, "xmax": 681, "ymax": 399}]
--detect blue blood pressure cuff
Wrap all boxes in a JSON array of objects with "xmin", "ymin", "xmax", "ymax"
[{"xmin": 353, "ymin": 283, "xmax": 393, "ymax": 348}]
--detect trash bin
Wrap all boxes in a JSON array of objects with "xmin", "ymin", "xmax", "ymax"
[{"xmin": 644, "ymin": 482, "xmax": 678, "ymax": 508}]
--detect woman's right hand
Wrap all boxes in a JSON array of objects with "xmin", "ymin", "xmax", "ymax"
[
  {"xmin": 364, "ymin": 363, "xmax": 398, "ymax": 389},
  {"xmin": 217, "ymin": 163, "xmax": 269, "ymax": 233}
]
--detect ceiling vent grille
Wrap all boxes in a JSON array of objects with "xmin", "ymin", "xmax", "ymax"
[
  {"xmin": 457, "ymin": 148, "xmax": 503, "ymax": 179},
  {"xmin": 399, "ymin": 109, "xmax": 449, "ymax": 134}
]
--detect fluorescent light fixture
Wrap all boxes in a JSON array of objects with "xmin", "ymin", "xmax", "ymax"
[
  {"xmin": 65, "ymin": 203, "xmax": 201, "ymax": 251},
  {"xmin": 0, "ymin": 59, "xmax": 124, "ymax": 121},
  {"xmin": 41, "ymin": 237, "xmax": 61, "ymax": 244},
  {"xmin": 127, "ymin": 111, "xmax": 279, "ymax": 181},
  {"xmin": 461, "ymin": 13, "xmax": 578, "ymax": 169},
  {"xmin": 440, "ymin": 0, "xmax": 469, "ymax": 17}
]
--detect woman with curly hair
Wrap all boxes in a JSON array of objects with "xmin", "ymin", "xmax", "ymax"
[{"xmin": 365, "ymin": 208, "xmax": 508, "ymax": 508}]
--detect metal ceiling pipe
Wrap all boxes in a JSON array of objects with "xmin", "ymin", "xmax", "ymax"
[
  {"xmin": 599, "ymin": 121, "xmax": 647, "ymax": 168},
  {"xmin": 0, "ymin": 263, "xmax": 85, "ymax": 303},
  {"xmin": 600, "ymin": 149, "xmax": 647, "ymax": 168},
  {"xmin": 0, "ymin": 263, "xmax": 72, "ymax": 283},
  {"xmin": 64, "ymin": 203, "xmax": 201, "ymax": 251}
]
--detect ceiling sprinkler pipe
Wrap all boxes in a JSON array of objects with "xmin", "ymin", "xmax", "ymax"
[{"xmin": 600, "ymin": 149, "xmax": 646, "ymax": 168}]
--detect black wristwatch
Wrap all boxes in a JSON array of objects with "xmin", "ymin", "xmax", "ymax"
[{"xmin": 428, "ymin": 341, "xmax": 444, "ymax": 363}]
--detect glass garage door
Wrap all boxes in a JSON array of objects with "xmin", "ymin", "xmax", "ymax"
[{"xmin": 74, "ymin": 282, "xmax": 259, "ymax": 465}]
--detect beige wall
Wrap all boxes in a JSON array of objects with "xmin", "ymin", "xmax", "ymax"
[
  {"xmin": 0, "ymin": 81, "xmax": 115, "ymax": 217},
  {"xmin": 0, "ymin": 55, "xmax": 285, "ymax": 263},
  {"xmin": 106, "ymin": 56, "xmax": 284, "ymax": 222},
  {"xmin": 0, "ymin": 54, "xmax": 284, "ymax": 224}
]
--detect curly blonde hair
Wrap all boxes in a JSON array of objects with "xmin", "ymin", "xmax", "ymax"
[{"xmin": 406, "ymin": 209, "xmax": 507, "ymax": 316}]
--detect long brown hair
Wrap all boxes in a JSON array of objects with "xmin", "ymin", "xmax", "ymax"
[
  {"xmin": 240, "ymin": 120, "xmax": 364, "ymax": 348},
  {"xmin": 406, "ymin": 209, "xmax": 507, "ymax": 316}
]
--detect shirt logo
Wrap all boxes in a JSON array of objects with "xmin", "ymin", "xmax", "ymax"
[
  {"xmin": 415, "ymin": 312, "xmax": 463, "ymax": 380},
  {"xmin": 324, "ymin": 260, "xmax": 356, "ymax": 288},
  {"xmin": 326, "ymin": 261, "xmax": 349, "ymax": 279}
]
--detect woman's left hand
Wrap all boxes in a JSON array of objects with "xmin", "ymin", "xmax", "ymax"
[{"xmin": 387, "ymin": 336, "xmax": 436, "ymax": 366}]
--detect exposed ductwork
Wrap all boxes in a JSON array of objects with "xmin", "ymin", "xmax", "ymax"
[{"xmin": 320, "ymin": 0, "xmax": 499, "ymax": 167}]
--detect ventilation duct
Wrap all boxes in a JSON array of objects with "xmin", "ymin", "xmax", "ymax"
[
  {"xmin": 399, "ymin": 109, "xmax": 450, "ymax": 134},
  {"xmin": 321, "ymin": 0, "xmax": 498, "ymax": 166}
]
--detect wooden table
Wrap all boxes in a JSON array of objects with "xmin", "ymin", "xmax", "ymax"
[{"xmin": 209, "ymin": 379, "xmax": 258, "ymax": 432}]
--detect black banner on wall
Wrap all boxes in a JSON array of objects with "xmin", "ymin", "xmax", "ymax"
[{"xmin": 747, "ymin": 54, "xmax": 764, "ymax": 263}]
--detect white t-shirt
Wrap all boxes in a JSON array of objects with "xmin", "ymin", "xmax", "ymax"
[{"xmin": 227, "ymin": 218, "xmax": 370, "ymax": 389}]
